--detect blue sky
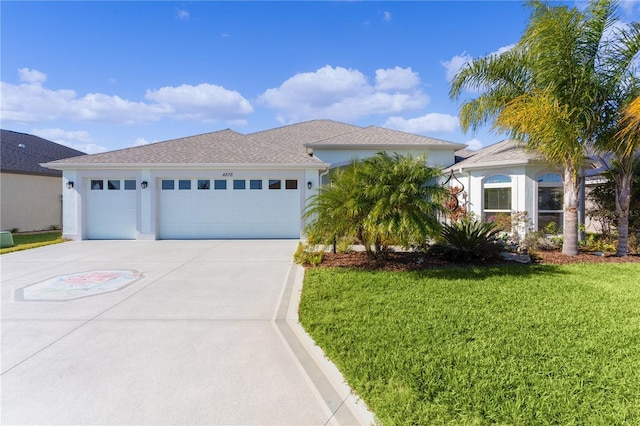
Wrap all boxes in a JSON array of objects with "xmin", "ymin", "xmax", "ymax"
[{"xmin": 2, "ymin": 1, "xmax": 639, "ymax": 154}]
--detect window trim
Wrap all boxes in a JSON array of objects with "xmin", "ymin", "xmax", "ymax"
[
  {"xmin": 91, "ymin": 180, "xmax": 104, "ymax": 190},
  {"xmin": 233, "ymin": 179, "xmax": 246, "ymax": 190},
  {"xmin": 285, "ymin": 179, "xmax": 298, "ymax": 190},
  {"xmin": 249, "ymin": 179, "xmax": 262, "ymax": 190},
  {"xmin": 536, "ymin": 172, "xmax": 563, "ymax": 232},
  {"xmin": 268, "ymin": 179, "xmax": 281, "ymax": 190},
  {"xmin": 482, "ymin": 174, "xmax": 513, "ymax": 221},
  {"xmin": 161, "ymin": 180, "xmax": 175, "ymax": 190}
]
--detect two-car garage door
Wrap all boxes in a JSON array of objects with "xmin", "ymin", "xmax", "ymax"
[
  {"xmin": 85, "ymin": 177, "xmax": 302, "ymax": 239},
  {"xmin": 159, "ymin": 177, "xmax": 301, "ymax": 239}
]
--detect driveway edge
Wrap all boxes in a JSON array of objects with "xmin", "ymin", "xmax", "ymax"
[{"xmin": 273, "ymin": 262, "xmax": 376, "ymax": 426}]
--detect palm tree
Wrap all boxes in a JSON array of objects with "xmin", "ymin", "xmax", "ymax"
[
  {"xmin": 361, "ymin": 152, "xmax": 444, "ymax": 252},
  {"xmin": 450, "ymin": 0, "xmax": 638, "ymax": 256},
  {"xmin": 607, "ymin": 94, "xmax": 640, "ymax": 255},
  {"xmin": 303, "ymin": 152, "xmax": 444, "ymax": 257}
]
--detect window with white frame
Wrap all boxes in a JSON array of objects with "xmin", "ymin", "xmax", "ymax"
[
  {"xmin": 537, "ymin": 173, "xmax": 563, "ymax": 232},
  {"xmin": 483, "ymin": 174, "xmax": 512, "ymax": 222}
]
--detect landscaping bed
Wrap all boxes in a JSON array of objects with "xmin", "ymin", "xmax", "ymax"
[{"xmin": 315, "ymin": 249, "xmax": 640, "ymax": 271}]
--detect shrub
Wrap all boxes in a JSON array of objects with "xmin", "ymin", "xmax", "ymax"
[
  {"xmin": 429, "ymin": 218, "xmax": 504, "ymax": 263},
  {"xmin": 293, "ymin": 242, "xmax": 324, "ymax": 267},
  {"xmin": 304, "ymin": 152, "xmax": 445, "ymax": 258}
]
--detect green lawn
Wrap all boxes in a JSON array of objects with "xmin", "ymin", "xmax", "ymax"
[
  {"xmin": 0, "ymin": 232, "xmax": 65, "ymax": 254},
  {"xmin": 300, "ymin": 264, "xmax": 640, "ymax": 425}
]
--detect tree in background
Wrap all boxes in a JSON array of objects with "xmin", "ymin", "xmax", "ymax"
[
  {"xmin": 303, "ymin": 152, "xmax": 445, "ymax": 258},
  {"xmin": 450, "ymin": 0, "xmax": 639, "ymax": 256},
  {"xmin": 600, "ymin": 89, "xmax": 640, "ymax": 255}
]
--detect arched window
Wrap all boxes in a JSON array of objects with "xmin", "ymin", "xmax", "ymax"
[
  {"xmin": 537, "ymin": 172, "xmax": 563, "ymax": 232},
  {"xmin": 483, "ymin": 174, "xmax": 512, "ymax": 222}
]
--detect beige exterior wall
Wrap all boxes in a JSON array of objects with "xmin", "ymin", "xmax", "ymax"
[{"xmin": 0, "ymin": 172, "xmax": 62, "ymax": 232}]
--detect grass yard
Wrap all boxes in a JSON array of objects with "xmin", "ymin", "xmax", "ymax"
[
  {"xmin": 0, "ymin": 232, "xmax": 65, "ymax": 254},
  {"xmin": 300, "ymin": 264, "xmax": 640, "ymax": 425}
]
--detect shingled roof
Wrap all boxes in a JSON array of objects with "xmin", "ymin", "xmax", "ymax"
[
  {"xmin": 248, "ymin": 119, "xmax": 362, "ymax": 155},
  {"xmin": 44, "ymin": 119, "xmax": 466, "ymax": 170},
  {"xmin": 305, "ymin": 126, "xmax": 466, "ymax": 150},
  {"xmin": 451, "ymin": 139, "xmax": 544, "ymax": 170},
  {"xmin": 47, "ymin": 128, "xmax": 326, "ymax": 168},
  {"xmin": 1, "ymin": 129, "xmax": 85, "ymax": 177}
]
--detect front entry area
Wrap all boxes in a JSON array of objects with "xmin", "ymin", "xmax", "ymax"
[{"xmin": 158, "ymin": 177, "xmax": 301, "ymax": 239}]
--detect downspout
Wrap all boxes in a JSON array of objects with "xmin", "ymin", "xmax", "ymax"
[{"xmin": 319, "ymin": 167, "xmax": 330, "ymax": 185}]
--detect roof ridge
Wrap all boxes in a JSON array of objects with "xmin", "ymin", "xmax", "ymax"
[{"xmin": 247, "ymin": 119, "xmax": 359, "ymax": 136}]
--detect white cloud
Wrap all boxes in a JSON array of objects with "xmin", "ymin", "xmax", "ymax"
[
  {"xmin": 145, "ymin": 83, "xmax": 254, "ymax": 121},
  {"xmin": 383, "ymin": 11, "xmax": 391, "ymax": 21},
  {"xmin": 132, "ymin": 137, "xmax": 151, "ymax": 147},
  {"xmin": 32, "ymin": 128, "xmax": 92, "ymax": 142},
  {"xmin": 383, "ymin": 113, "xmax": 459, "ymax": 134},
  {"xmin": 258, "ymin": 65, "xmax": 428, "ymax": 123},
  {"xmin": 375, "ymin": 66, "xmax": 420, "ymax": 91},
  {"xmin": 465, "ymin": 138, "xmax": 483, "ymax": 151},
  {"xmin": 1, "ymin": 68, "xmax": 254, "ymax": 125},
  {"xmin": 492, "ymin": 44, "xmax": 516, "ymax": 57},
  {"xmin": 442, "ymin": 52, "xmax": 473, "ymax": 82},
  {"xmin": 18, "ymin": 68, "xmax": 47, "ymax": 84},
  {"xmin": 177, "ymin": 9, "xmax": 189, "ymax": 20},
  {"xmin": 442, "ymin": 44, "xmax": 515, "ymax": 83},
  {"xmin": 31, "ymin": 128, "xmax": 107, "ymax": 154}
]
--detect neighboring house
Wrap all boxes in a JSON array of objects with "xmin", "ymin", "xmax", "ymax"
[
  {"xmin": 43, "ymin": 120, "xmax": 466, "ymax": 240},
  {"xmin": 1, "ymin": 130, "xmax": 85, "ymax": 232},
  {"xmin": 446, "ymin": 139, "xmax": 597, "ymax": 233}
]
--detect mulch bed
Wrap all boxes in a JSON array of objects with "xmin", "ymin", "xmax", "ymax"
[{"xmin": 315, "ymin": 250, "xmax": 640, "ymax": 272}]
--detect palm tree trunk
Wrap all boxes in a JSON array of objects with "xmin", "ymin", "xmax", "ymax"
[
  {"xmin": 615, "ymin": 171, "xmax": 632, "ymax": 257},
  {"xmin": 562, "ymin": 168, "xmax": 579, "ymax": 256}
]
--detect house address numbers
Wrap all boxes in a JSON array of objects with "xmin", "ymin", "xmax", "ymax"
[{"xmin": 222, "ymin": 172, "xmax": 233, "ymax": 177}]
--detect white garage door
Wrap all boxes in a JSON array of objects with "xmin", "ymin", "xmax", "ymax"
[
  {"xmin": 159, "ymin": 178, "xmax": 301, "ymax": 239},
  {"xmin": 86, "ymin": 179, "xmax": 137, "ymax": 239}
]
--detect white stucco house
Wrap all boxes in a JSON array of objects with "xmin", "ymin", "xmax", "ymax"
[
  {"xmin": 44, "ymin": 120, "xmax": 467, "ymax": 240},
  {"xmin": 445, "ymin": 139, "xmax": 598, "ymax": 234},
  {"xmin": 44, "ymin": 119, "xmax": 597, "ymax": 241}
]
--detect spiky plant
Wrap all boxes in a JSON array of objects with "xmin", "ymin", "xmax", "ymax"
[{"xmin": 430, "ymin": 218, "xmax": 504, "ymax": 263}]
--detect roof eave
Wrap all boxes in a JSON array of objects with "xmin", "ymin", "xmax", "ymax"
[
  {"xmin": 443, "ymin": 158, "xmax": 545, "ymax": 173},
  {"xmin": 41, "ymin": 162, "xmax": 330, "ymax": 171},
  {"xmin": 305, "ymin": 143, "xmax": 467, "ymax": 150}
]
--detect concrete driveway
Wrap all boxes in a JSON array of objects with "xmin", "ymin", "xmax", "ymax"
[{"xmin": 1, "ymin": 240, "xmax": 373, "ymax": 425}]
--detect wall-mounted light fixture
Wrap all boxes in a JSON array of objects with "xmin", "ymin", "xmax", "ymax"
[
  {"xmin": 307, "ymin": 181, "xmax": 312, "ymax": 189},
  {"xmin": 141, "ymin": 181, "xmax": 148, "ymax": 189},
  {"xmin": 66, "ymin": 181, "xmax": 74, "ymax": 189}
]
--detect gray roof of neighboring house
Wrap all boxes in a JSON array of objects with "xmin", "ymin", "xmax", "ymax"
[
  {"xmin": 48, "ymin": 129, "xmax": 326, "ymax": 167},
  {"xmin": 305, "ymin": 125, "xmax": 467, "ymax": 150},
  {"xmin": 451, "ymin": 139, "xmax": 544, "ymax": 170},
  {"xmin": 1, "ymin": 129, "xmax": 85, "ymax": 177}
]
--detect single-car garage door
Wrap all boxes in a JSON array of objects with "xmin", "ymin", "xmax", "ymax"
[
  {"xmin": 158, "ymin": 178, "xmax": 301, "ymax": 239},
  {"xmin": 86, "ymin": 179, "xmax": 137, "ymax": 239}
]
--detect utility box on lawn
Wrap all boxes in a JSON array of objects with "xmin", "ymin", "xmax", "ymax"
[{"xmin": 0, "ymin": 231, "xmax": 15, "ymax": 248}]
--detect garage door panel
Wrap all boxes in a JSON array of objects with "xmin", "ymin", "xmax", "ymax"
[
  {"xmin": 159, "ymin": 177, "xmax": 301, "ymax": 239},
  {"xmin": 86, "ymin": 179, "xmax": 137, "ymax": 239}
]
